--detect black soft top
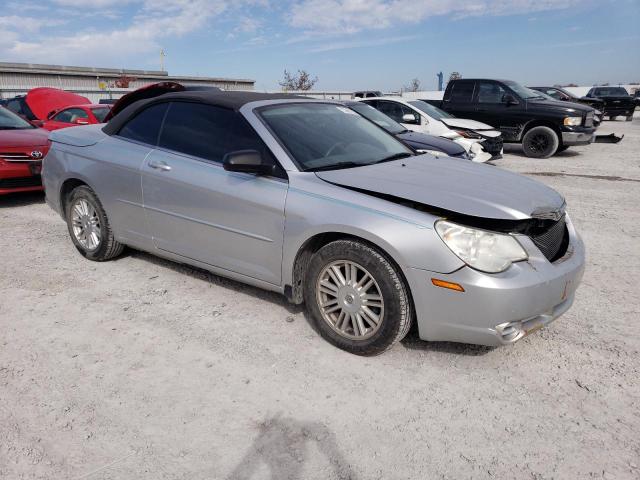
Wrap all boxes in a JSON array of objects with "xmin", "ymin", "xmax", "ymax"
[{"xmin": 103, "ymin": 91, "xmax": 308, "ymax": 135}]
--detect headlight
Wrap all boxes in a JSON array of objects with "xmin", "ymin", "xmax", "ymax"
[
  {"xmin": 563, "ymin": 116, "xmax": 582, "ymax": 126},
  {"xmin": 454, "ymin": 129, "xmax": 482, "ymax": 139},
  {"xmin": 435, "ymin": 220, "xmax": 528, "ymax": 273},
  {"xmin": 417, "ymin": 149, "xmax": 445, "ymax": 157}
]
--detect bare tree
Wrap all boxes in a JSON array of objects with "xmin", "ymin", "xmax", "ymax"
[
  {"xmin": 448, "ymin": 71, "xmax": 462, "ymax": 82},
  {"xmin": 279, "ymin": 69, "xmax": 318, "ymax": 91},
  {"xmin": 404, "ymin": 78, "xmax": 421, "ymax": 92}
]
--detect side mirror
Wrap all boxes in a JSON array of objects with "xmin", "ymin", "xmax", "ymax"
[
  {"xmin": 74, "ymin": 118, "xmax": 89, "ymax": 125},
  {"xmin": 402, "ymin": 113, "xmax": 419, "ymax": 124},
  {"xmin": 223, "ymin": 150, "xmax": 273, "ymax": 175},
  {"xmin": 502, "ymin": 94, "xmax": 519, "ymax": 105}
]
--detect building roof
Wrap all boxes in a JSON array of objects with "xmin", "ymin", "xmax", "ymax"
[{"xmin": 0, "ymin": 61, "xmax": 254, "ymax": 84}]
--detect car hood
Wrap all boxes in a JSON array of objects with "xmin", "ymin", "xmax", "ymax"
[
  {"xmin": 526, "ymin": 97, "xmax": 594, "ymax": 114},
  {"xmin": 25, "ymin": 88, "xmax": 90, "ymax": 120},
  {"xmin": 0, "ymin": 128, "xmax": 50, "ymax": 147},
  {"xmin": 315, "ymin": 155, "xmax": 565, "ymax": 221},
  {"xmin": 439, "ymin": 117, "xmax": 497, "ymax": 132},
  {"xmin": 396, "ymin": 131, "xmax": 466, "ymax": 155}
]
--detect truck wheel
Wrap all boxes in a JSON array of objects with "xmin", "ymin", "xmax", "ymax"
[
  {"xmin": 522, "ymin": 126, "xmax": 559, "ymax": 158},
  {"xmin": 304, "ymin": 240, "xmax": 413, "ymax": 356},
  {"xmin": 65, "ymin": 185, "xmax": 124, "ymax": 261}
]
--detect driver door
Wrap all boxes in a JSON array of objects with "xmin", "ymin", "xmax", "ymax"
[{"xmin": 141, "ymin": 102, "xmax": 288, "ymax": 285}]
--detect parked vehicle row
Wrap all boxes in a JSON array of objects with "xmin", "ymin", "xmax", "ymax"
[
  {"xmin": 40, "ymin": 86, "xmax": 585, "ymax": 355},
  {"xmin": 425, "ymin": 79, "xmax": 599, "ymax": 158}
]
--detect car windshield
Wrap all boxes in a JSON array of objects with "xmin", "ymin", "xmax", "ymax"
[
  {"xmin": 407, "ymin": 100, "xmax": 453, "ymax": 121},
  {"xmin": 259, "ymin": 103, "xmax": 413, "ymax": 171},
  {"xmin": 0, "ymin": 107, "xmax": 34, "ymax": 129},
  {"xmin": 91, "ymin": 107, "xmax": 110, "ymax": 122},
  {"xmin": 348, "ymin": 102, "xmax": 406, "ymax": 134},
  {"xmin": 594, "ymin": 87, "xmax": 629, "ymax": 97},
  {"xmin": 504, "ymin": 81, "xmax": 544, "ymax": 99}
]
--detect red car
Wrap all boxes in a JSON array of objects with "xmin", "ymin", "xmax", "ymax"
[
  {"xmin": 0, "ymin": 107, "xmax": 50, "ymax": 195},
  {"xmin": 41, "ymin": 104, "xmax": 111, "ymax": 131}
]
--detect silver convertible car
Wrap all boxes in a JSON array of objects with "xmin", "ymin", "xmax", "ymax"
[{"xmin": 42, "ymin": 90, "xmax": 585, "ymax": 355}]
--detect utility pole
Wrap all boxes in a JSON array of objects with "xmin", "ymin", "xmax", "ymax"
[{"xmin": 160, "ymin": 49, "xmax": 166, "ymax": 72}]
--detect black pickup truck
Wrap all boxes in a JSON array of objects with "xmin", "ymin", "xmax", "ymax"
[
  {"xmin": 428, "ymin": 79, "xmax": 597, "ymax": 158},
  {"xmin": 585, "ymin": 86, "xmax": 635, "ymax": 121}
]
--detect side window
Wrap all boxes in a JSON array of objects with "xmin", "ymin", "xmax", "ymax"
[
  {"xmin": 54, "ymin": 108, "xmax": 88, "ymax": 123},
  {"xmin": 376, "ymin": 101, "xmax": 405, "ymax": 123},
  {"xmin": 159, "ymin": 102, "xmax": 276, "ymax": 166},
  {"xmin": 449, "ymin": 81, "xmax": 475, "ymax": 102},
  {"xmin": 476, "ymin": 82, "xmax": 507, "ymax": 104},
  {"xmin": 545, "ymin": 89, "xmax": 561, "ymax": 99},
  {"xmin": 118, "ymin": 103, "xmax": 169, "ymax": 145}
]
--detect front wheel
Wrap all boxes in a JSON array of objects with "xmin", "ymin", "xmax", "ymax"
[
  {"xmin": 65, "ymin": 185, "xmax": 124, "ymax": 261},
  {"xmin": 522, "ymin": 126, "xmax": 559, "ymax": 158},
  {"xmin": 304, "ymin": 240, "xmax": 413, "ymax": 355}
]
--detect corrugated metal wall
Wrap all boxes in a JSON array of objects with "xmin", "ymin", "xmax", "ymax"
[{"xmin": 0, "ymin": 69, "xmax": 255, "ymax": 101}]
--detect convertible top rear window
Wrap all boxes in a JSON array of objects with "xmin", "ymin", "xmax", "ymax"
[{"xmin": 117, "ymin": 103, "xmax": 168, "ymax": 145}]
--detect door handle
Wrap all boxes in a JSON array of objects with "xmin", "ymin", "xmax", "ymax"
[{"xmin": 148, "ymin": 159, "xmax": 172, "ymax": 171}]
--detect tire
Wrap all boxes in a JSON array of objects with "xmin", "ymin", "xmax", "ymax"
[
  {"xmin": 555, "ymin": 145, "xmax": 570, "ymax": 154},
  {"xmin": 522, "ymin": 126, "xmax": 559, "ymax": 158},
  {"xmin": 65, "ymin": 185, "xmax": 124, "ymax": 261},
  {"xmin": 304, "ymin": 240, "xmax": 413, "ymax": 356}
]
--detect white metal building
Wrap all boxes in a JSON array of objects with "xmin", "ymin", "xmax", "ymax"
[{"xmin": 0, "ymin": 62, "xmax": 255, "ymax": 102}]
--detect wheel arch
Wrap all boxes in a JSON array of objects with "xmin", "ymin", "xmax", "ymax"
[
  {"xmin": 59, "ymin": 177, "xmax": 93, "ymax": 219},
  {"xmin": 520, "ymin": 120, "xmax": 562, "ymax": 144},
  {"xmin": 286, "ymin": 231, "xmax": 415, "ymax": 317}
]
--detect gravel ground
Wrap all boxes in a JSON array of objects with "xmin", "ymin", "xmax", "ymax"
[{"xmin": 1, "ymin": 114, "xmax": 639, "ymax": 480}]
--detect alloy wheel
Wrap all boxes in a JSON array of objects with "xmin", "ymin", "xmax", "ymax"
[
  {"xmin": 71, "ymin": 199, "xmax": 101, "ymax": 250},
  {"xmin": 316, "ymin": 260, "xmax": 385, "ymax": 340}
]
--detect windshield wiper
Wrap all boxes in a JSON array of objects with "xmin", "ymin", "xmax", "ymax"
[
  {"xmin": 373, "ymin": 152, "xmax": 413, "ymax": 164},
  {"xmin": 307, "ymin": 161, "xmax": 363, "ymax": 172}
]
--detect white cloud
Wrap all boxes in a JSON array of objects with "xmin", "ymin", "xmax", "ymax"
[
  {"xmin": 289, "ymin": 0, "xmax": 586, "ymax": 34},
  {"xmin": 1, "ymin": 0, "xmax": 232, "ymax": 66},
  {"xmin": 309, "ymin": 34, "xmax": 420, "ymax": 52}
]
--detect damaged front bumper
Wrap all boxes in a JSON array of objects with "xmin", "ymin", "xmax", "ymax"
[{"xmin": 404, "ymin": 215, "xmax": 585, "ymax": 347}]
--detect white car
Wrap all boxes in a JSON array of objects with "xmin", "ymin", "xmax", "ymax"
[{"xmin": 360, "ymin": 97, "xmax": 503, "ymax": 163}]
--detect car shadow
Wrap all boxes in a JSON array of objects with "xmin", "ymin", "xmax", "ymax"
[
  {"xmin": 125, "ymin": 249, "xmax": 304, "ymax": 316},
  {"xmin": 400, "ymin": 328, "xmax": 494, "ymax": 356},
  {"xmin": 0, "ymin": 191, "xmax": 45, "ymax": 208},
  {"xmin": 116, "ymin": 250, "xmax": 492, "ymax": 357},
  {"xmin": 226, "ymin": 413, "xmax": 357, "ymax": 480}
]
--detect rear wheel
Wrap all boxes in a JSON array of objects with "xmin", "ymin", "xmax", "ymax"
[
  {"xmin": 304, "ymin": 240, "xmax": 412, "ymax": 355},
  {"xmin": 65, "ymin": 185, "xmax": 124, "ymax": 261},
  {"xmin": 522, "ymin": 126, "xmax": 559, "ymax": 158}
]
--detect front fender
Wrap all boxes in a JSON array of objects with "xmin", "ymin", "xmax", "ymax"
[{"xmin": 281, "ymin": 174, "xmax": 465, "ymax": 288}]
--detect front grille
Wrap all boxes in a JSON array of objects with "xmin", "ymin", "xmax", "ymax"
[
  {"xmin": 530, "ymin": 216, "xmax": 569, "ymax": 262},
  {"xmin": 0, "ymin": 152, "xmax": 35, "ymax": 162},
  {"xmin": 481, "ymin": 135, "xmax": 503, "ymax": 156},
  {"xmin": 0, "ymin": 175, "xmax": 42, "ymax": 189}
]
